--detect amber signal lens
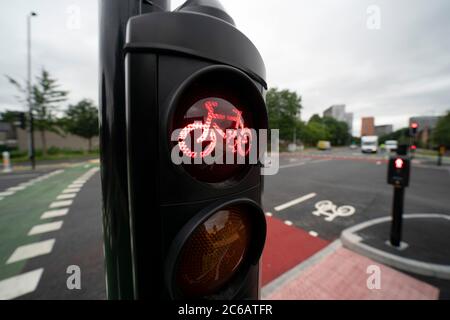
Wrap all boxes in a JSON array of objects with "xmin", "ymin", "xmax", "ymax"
[{"xmin": 175, "ymin": 207, "xmax": 251, "ymax": 297}]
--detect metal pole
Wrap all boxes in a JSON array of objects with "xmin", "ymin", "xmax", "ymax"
[
  {"xmin": 390, "ymin": 185, "xmax": 404, "ymax": 247},
  {"xmin": 27, "ymin": 13, "xmax": 36, "ymax": 170}
]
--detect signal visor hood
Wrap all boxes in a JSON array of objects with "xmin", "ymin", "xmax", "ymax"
[{"xmin": 124, "ymin": 11, "xmax": 267, "ymax": 88}]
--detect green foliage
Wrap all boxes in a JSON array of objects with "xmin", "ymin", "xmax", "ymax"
[
  {"xmin": 32, "ymin": 69, "xmax": 68, "ymax": 134},
  {"xmin": 0, "ymin": 110, "xmax": 22, "ymax": 123},
  {"xmin": 432, "ymin": 111, "xmax": 450, "ymax": 147},
  {"xmin": 63, "ymin": 99, "xmax": 99, "ymax": 151},
  {"xmin": 267, "ymin": 88, "xmax": 302, "ymax": 140},
  {"xmin": 298, "ymin": 115, "xmax": 351, "ymax": 146},
  {"xmin": 6, "ymin": 68, "xmax": 68, "ymax": 155},
  {"xmin": 379, "ymin": 128, "xmax": 409, "ymax": 144}
]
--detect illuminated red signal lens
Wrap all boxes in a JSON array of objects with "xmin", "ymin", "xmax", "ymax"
[
  {"xmin": 175, "ymin": 207, "xmax": 251, "ymax": 298},
  {"xmin": 411, "ymin": 145, "xmax": 417, "ymax": 150},
  {"xmin": 174, "ymin": 97, "xmax": 254, "ymax": 183},
  {"xmin": 395, "ymin": 158, "xmax": 404, "ymax": 169},
  {"xmin": 411, "ymin": 122, "xmax": 418, "ymax": 129}
]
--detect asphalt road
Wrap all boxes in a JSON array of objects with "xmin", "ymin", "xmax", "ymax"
[{"xmin": 0, "ymin": 148, "xmax": 449, "ymax": 299}]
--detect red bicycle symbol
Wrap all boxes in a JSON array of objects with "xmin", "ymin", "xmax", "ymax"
[{"xmin": 178, "ymin": 100, "xmax": 252, "ymax": 159}]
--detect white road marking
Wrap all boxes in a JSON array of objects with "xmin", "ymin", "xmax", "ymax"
[
  {"xmin": 0, "ymin": 269, "xmax": 44, "ymax": 300},
  {"xmin": 309, "ymin": 230, "xmax": 319, "ymax": 237},
  {"xmin": 0, "ymin": 191, "xmax": 15, "ymax": 197},
  {"xmin": 62, "ymin": 188, "xmax": 81, "ymax": 193},
  {"xmin": 265, "ymin": 212, "xmax": 273, "ymax": 217},
  {"xmin": 41, "ymin": 208, "xmax": 69, "ymax": 219},
  {"xmin": 279, "ymin": 162, "xmax": 306, "ymax": 169},
  {"xmin": 73, "ymin": 180, "xmax": 87, "ymax": 184},
  {"xmin": 7, "ymin": 186, "xmax": 26, "ymax": 191},
  {"xmin": 68, "ymin": 183, "xmax": 84, "ymax": 187},
  {"xmin": 284, "ymin": 220, "xmax": 293, "ymax": 226},
  {"xmin": 28, "ymin": 221, "xmax": 63, "ymax": 236},
  {"xmin": 7, "ymin": 239, "xmax": 55, "ymax": 264},
  {"xmin": 274, "ymin": 193, "xmax": 317, "ymax": 212},
  {"xmin": 49, "ymin": 200, "xmax": 73, "ymax": 208},
  {"xmin": 56, "ymin": 193, "xmax": 77, "ymax": 200},
  {"xmin": 312, "ymin": 200, "xmax": 356, "ymax": 222}
]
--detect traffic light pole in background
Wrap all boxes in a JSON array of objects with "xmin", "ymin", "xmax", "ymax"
[
  {"xmin": 387, "ymin": 145, "xmax": 411, "ymax": 247},
  {"xmin": 100, "ymin": 0, "xmax": 267, "ymax": 300}
]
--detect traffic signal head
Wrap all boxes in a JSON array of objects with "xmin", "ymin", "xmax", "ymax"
[
  {"xmin": 124, "ymin": 1, "xmax": 267, "ymax": 299},
  {"xmin": 410, "ymin": 122, "xmax": 419, "ymax": 136},
  {"xmin": 388, "ymin": 156, "xmax": 410, "ymax": 187}
]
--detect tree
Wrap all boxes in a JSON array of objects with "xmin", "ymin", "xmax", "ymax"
[
  {"xmin": 432, "ymin": 111, "xmax": 450, "ymax": 148},
  {"xmin": 6, "ymin": 68, "xmax": 68, "ymax": 155},
  {"xmin": 322, "ymin": 116, "xmax": 351, "ymax": 146},
  {"xmin": 298, "ymin": 115, "xmax": 350, "ymax": 146},
  {"xmin": 0, "ymin": 110, "xmax": 23, "ymax": 123},
  {"xmin": 64, "ymin": 99, "xmax": 99, "ymax": 151},
  {"xmin": 379, "ymin": 128, "xmax": 410, "ymax": 145},
  {"xmin": 266, "ymin": 88, "xmax": 302, "ymax": 141}
]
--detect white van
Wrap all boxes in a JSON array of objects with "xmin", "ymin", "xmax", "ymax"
[
  {"xmin": 385, "ymin": 140, "xmax": 398, "ymax": 153},
  {"xmin": 361, "ymin": 136, "xmax": 378, "ymax": 153}
]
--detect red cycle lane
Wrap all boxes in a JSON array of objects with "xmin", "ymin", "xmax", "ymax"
[{"xmin": 261, "ymin": 216, "xmax": 329, "ymax": 286}]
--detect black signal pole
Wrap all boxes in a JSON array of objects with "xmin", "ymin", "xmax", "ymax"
[
  {"xmin": 99, "ymin": 0, "xmax": 171, "ymax": 300},
  {"xmin": 390, "ymin": 185, "xmax": 404, "ymax": 247}
]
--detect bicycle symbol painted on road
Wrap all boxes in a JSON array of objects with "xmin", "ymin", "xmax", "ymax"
[{"xmin": 312, "ymin": 200, "xmax": 355, "ymax": 222}]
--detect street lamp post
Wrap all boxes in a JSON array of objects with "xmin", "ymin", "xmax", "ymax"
[{"xmin": 27, "ymin": 11, "xmax": 37, "ymax": 170}]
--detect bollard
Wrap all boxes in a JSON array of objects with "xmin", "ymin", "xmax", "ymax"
[{"xmin": 2, "ymin": 151, "xmax": 12, "ymax": 173}]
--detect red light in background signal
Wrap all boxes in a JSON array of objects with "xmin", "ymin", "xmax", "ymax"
[
  {"xmin": 411, "ymin": 145, "xmax": 417, "ymax": 150},
  {"xmin": 411, "ymin": 122, "xmax": 418, "ymax": 129}
]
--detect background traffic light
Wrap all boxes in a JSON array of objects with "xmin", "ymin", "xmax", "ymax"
[
  {"xmin": 410, "ymin": 122, "xmax": 419, "ymax": 136},
  {"xmin": 124, "ymin": 0, "xmax": 268, "ymax": 299}
]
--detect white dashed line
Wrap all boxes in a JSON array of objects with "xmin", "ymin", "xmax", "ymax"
[
  {"xmin": 274, "ymin": 193, "xmax": 317, "ymax": 212},
  {"xmin": 7, "ymin": 239, "xmax": 55, "ymax": 264},
  {"xmin": 279, "ymin": 162, "xmax": 306, "ymax": 169},
  {"xmin": 309, "ymin": 231, "xmax": 319, "ymax": 237},
  {"xmin": 49, "ymin": 200, "xmax": 73, "ymax": 208},
  {"xmin": 41, "ymin": 209, "xmax": 69, "ymax": 219},
  {"xmin": 28, "ymin": 221, "xmax": 63, "ymax": 236},
  {"xmin": 284, "ymin": 220, "xmax": 293, "ymax": 226},
  {"xmin": 8, "ymin": 186, "xmax": 26, "ymax": 191},
  {"xmin": 56, "ymin": 193, "xmax": 77, "ymax": 200},
  {"xmin": 0, "ymin": 269, "xmax": 44, "ymax": 300},
  {"xmin": 62, "ymin": 188, "xmax": 81, "ymax": 193},
  {"xmin": 0, "ymin": 191, "xmax": 15, "ymax": 197},
  {"xmin": 68, "ymin": 183, "xmax": 84, "ymax": 188}
]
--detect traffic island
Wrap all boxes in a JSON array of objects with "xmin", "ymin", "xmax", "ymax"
[{"xmin": 341, "ymin": 214, "xmax": 450, "ymax": 280}]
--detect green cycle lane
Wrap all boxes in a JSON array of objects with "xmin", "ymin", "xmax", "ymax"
[{"xmin": 0, "ymin": 163, "xmax": 99, "ymax": 281}]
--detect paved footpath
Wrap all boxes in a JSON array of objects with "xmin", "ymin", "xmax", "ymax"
[{"xmin": 262, "ymin": 217, "xmax": 440, "ymax": 300}]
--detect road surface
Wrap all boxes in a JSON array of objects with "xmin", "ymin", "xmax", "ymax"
[{"xmin": 0, "ymin": 148, "xmax": 449, "ymax": 299}]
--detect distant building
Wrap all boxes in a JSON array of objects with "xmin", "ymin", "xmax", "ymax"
[
  {"xmin": 344, "ymin": 112, "xmax": 353, "ymax": 135},
  {"xmin": 0, "ymin": 122, "xmax": 17, "ymax": 148},
  {"xmin": 323, "ymin": 104, "xmax": 353, "ymax": 135},
  {"xmin": 361, "ymin": 117, "xmax": 375, "ymax": 136},
  {"xmin": 375, "ymin": 125, "xmax": 393, "ymax": 137},
  {"xmin": 409, "ymin": 116, "xmax": 441, "ymax": 147}
]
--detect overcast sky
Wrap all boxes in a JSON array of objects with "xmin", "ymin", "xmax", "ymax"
[{"xmin": 1, "ymin": 0, "xmax": 449, "ymax": 136}]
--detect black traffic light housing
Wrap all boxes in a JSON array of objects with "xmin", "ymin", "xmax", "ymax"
[
  {"xmin": 124, "ymin": 1, "xmax": 267, "ymax": 300},
  {"xmin": 409, "ymin": 122, "xmax": 419, "ymax": 136},
  {"xmin": 387, "ymin": 156, "xmax": 410, "ymax": 187}
]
